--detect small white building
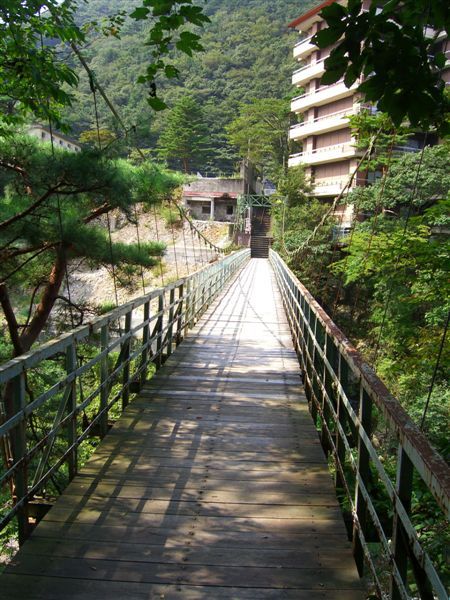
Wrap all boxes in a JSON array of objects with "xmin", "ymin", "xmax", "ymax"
[{"xmin": 28, "ymin": 124, "xmax": 81, "ymax": 153}]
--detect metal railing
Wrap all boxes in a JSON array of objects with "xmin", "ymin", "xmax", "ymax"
[
  {"xmin": 0, "ymin": 249, "xmax": 250, "ymax": 544},
  {"xmin": 270, "ymin": 250, "xmax": 449, "ymax": 600}
]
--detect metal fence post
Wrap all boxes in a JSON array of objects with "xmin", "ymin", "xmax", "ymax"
[
  {"xmin": 155, "ymin": 293, "xmax": 164, "ymax": 369},
  {"xmin": 140, "ymin": 300, "xmax": 150, "ymax": 388},
  {"xmin": 352, "ymin": 386, "xmax": 372, "ymax": 576},
  {"xmin": 11, "ymin": 373, "xmax": 28, "ymax": 544},
  {"xmin": 99, "ymin": 324, "xmax": 109, "ymax": 438},
  {"xmin": 166, "ymin": 288, "xmax": 175, "ymax": 359},
  {"xmin": 66, "ymin": 343, "xmax": 77, "ymax": 481},
  {"xmin": 176, "ymin": 283, "xmax": 184, "ymax": 346}
]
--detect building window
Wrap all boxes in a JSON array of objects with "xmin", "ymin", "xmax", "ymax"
[
  {"xmin": 226, "ymin": 205, "xmax": 234, "ymax": 215},
  {"xmin": 201, "ymin": 205, "xmax": 210, "ymax": 215}
]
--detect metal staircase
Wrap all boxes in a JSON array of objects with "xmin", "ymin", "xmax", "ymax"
[{"xmin": 250, "ymin": 208, "xmax": 271, "ymax": 258}]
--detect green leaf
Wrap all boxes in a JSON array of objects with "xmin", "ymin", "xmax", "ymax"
[
  {"xmin": 129, "ymin": 7, "xmax": 150, "ymax": 20},
  {"xmin": 164, "ymin": 65, "xmax": 179, "ymax": 79},
  {"xmin": 313, "ymin": 27, "xmax": 344, "ymax": 48},
  {"xmin": 147, "ymin": 96, "xmax": 167, "ymax": 111}
]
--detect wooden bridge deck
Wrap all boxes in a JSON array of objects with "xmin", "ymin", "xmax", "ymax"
[{"xmin": 3, "ymin": 259, "xmax": 364, "ymax": 599}]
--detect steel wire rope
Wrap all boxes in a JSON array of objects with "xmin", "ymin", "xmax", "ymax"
[
  {"xmin": 38, "ymin": 13, "xmax": 88, "ymax": 489},
  {"xmin": 48, "ymin": 8, "xmax": 235, "ymax": 266},
  {"xmin": 420, "ymin": 310, "xmax": 449, "ymax": 429},
  {"xmin": 177, "ymin": 201, "xmax": 190, "ymax": 275},
  {"xmin": 152, "ymin": 204, "xmax": 165, "ymax": 286},
  {"xmin": 279, "ymin": 134, "xmax": 379, "ymax": 261},
  {"xmin": 329, "ymin": 132, "xmax": 397, "ymax": 320},
  {"xmin": 348, "ymin": 134, "xmax": 398, "ymax": 320},
  {"xmin": 168, "ymin": 201, "xmax": 180, "ymax": 279},
  {"xmin": 372, "ymin": 137, "xmax": 428, "ymax": 364}
]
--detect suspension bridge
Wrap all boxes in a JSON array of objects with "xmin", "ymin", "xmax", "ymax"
[{"xmin": 0, "ymin": 226, "xmax": 449, "ymax": 598}]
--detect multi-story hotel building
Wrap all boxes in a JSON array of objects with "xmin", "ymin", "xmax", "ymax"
[
  {"xmin": 288, "ymin": 0, "xmax": 365, "ymax": 228},
  {"xmin": 288, "ymin": 1, "xmax": 448, "ymax": 228}
]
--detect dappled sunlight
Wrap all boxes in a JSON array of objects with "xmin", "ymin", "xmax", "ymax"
[{"xmin": 3, "ymin": 259, "xmax": 364, "ymax": 598}]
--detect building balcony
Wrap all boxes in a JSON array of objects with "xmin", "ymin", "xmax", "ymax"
[
  {"xmin": 289, "ymin": 106, "xmax": 360, "ymax": 141},
  {"xmin": 293, "ymin": 35, "xmax": 316, "ymax": 60},
  {"xmin": 288, "ymin": 142, "xmax": 360, "ymax": 167},
  {"xmin": 292, "ymin": 57, "xmax": 327, "ymax": 86},
  {"xmin": 312, "ymin": 176, "xmax": 356, "ymax": 197},
  {"xmin": 291, "ymin": 80, "xmax": 360, "ymax": 113}
]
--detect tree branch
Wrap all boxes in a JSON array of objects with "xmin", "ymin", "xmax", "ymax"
[
  {"xmin": 0, "ymin": 283, "xmax": 23, "ymax": 355},
  {"xmin": 0, "ymin": 187, "xmax": 59, "ymax": 231},
  {"xmin": 83, "ymin": 202, "xmax": 112, "ymax": 224}
]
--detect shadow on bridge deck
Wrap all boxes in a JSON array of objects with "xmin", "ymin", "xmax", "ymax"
[{"xmin": 2, "ymin": 259, "xmax": 365, "ymax": 599}]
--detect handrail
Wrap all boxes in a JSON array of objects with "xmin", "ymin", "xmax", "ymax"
[
  {"xmin": 294, "ymin": 34, "xmax": 315, "ymax": 49},
  {"xmin": 290, "ymin": 106, "xmax": 359, "ymax": 130},
  {"xmin": 292, "ymin": 56, "xmax": 328, "ymax": 76},
  {"xmin": 270, "ymin": 250, "xmax": 449, "ymax": 600},
  {"xmin": 292, "ymin": 78, "xmax": 359, "ymax": 103},
  {"xmin": 290, "ymin": 142, "xmax": 356, "ymax": 160},
  {"xmin": 0, "ymin": 249, "xmax": 250, "ymax": 544}
]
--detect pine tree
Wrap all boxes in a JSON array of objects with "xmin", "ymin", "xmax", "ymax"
[
  {"xmin": 0, "ymin": 133, "xmax": 181, "ymax": 358},
  {"xmin": 158, "ymin": 96, "xmax": 208, "ymax": 173}
]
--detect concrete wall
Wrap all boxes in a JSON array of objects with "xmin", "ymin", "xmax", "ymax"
[
  {"xmin": 28, "ymin": 126, "xmax": 81, "ymax": 152},
  {"xmin": 184, "ymin": 178, "xmax": 244, "ymax": 195}
]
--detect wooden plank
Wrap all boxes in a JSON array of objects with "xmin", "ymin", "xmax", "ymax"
[
  {"xmin": 2, "ymin": 259, "xmax": 364, "ymax": 598},
  {"xmin": 6, "ymin": 556, "xmax": 363, "ymax": 589},
  {"xmin": 29, "ymin": 521, "xmax": 352, "ymax": 549},
  {"xmin": 0, "ymin": 575, "xmax": 365, "ymax": 599}
]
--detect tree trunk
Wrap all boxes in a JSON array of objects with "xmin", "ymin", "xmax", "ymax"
[{"xmin": 19, "ymin": 245, "xmax": 67, "ymax": 354}]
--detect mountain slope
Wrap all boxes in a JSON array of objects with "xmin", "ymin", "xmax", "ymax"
[{"xmin": 65, "ymin": 0, "xmax": 313, "ymax": 171}]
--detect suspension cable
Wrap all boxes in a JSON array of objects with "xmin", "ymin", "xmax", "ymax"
[
  {"xmin": 152, "ymin": 204, "xmax": 165, "ymax": 286},
  {"xmin": 282, "ymin": 133, "xmax": 379, "ymax": 261},
  {"xmin": 349, "ymin": 134, "xmax": 397, "ymax": 319},
  {"xmin": 420, "ymin": 310, "xmax": 450, "ymax": 429},
  {"xmin": 168, "ymin": 202, "xmax": 180, "ymax": 279},
  {"xmin": 372, "ymin": 137, "xmax": 428, "ymax": 363},
  {"xmin": 106, "ymin": 213, "xmax": 120, "ymax": 307},
  {"xmin": 177, "ymin": 202, "xmax": 190, "ymax": 275}
]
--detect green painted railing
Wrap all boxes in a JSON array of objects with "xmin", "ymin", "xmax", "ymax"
[
  {"xmin": 270, "ymin": 250, "xmax": 449, "ymax": 600},
  {"xmin": 0, "ymin": 249, "xmax": 250, "ymax": 544}
]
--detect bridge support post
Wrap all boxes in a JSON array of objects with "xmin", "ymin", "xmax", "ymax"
[
  {"xmin": 99, "ymin": 324, "xmax": 109, "ymax": 438},
  {"xmin": 166, "ymin": 288, "xmax": 175, "ymax": 360},
  {"xmin": 176, "ymin": 284, "xmax": 184, "ymax": 347},
  {"xmin": 139, "ymin": 300, "xmax": 150, "ymax": 389},
  {"xmin": 390, "ymin": 448, "xmax": 434, "ymax": 600},
  {"xmin": 66, "ymin": 343, "xmax": 77, "ymax": 481},
  {"xmin": 122, "ymin": 311, "xmax": 132, "ymax": 409},
  {"xmin": 353, "ymin": 387, "xmax": 372, "ymax": 576},
  {"xmin": 11, "ymin": 373, "xmax": 29, "ymax": 544},
  {"xmin": 155, "ymin": 293, "xmax": 164, "ymax": 368}
]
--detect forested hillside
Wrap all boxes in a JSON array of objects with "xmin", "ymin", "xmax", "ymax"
[{"xmin": 66, "ymin": 0, "xmax": 312, "ymax": 172}]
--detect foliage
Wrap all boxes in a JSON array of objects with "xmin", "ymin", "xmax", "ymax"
[
  {"xmin": 332, "ymin": 201, "xmax": 449, "ymax": 448},
  {"xmin": 313, "ymin": 0, "xmax": 450, "ymax": 135},
  {"xmin": 0, "ymin": 134, "xmax": 181, "ymax": 358},
  {"xmin": 63, "ymin": 0, "xmax": 307, "ymax": 171},
  {"xmin": 0, "ymin": 0, "xmax": 211, "ymax": 132},
  {"xmin": 346, "ymin": 143, "xmax": 450, "ymax": 215},
  {"xmin": 272, "ymin": 166, "xmax": 335, "ymax": 305},
  {"xmin": 158, "ymin": 95, "xmax": 208, "ymax": 172},
  {"xmin": 226, "ymin": 98, "xmax": 294, "ymax": 180},
  {"xmin": 348, "ymin": 111, "xmax": 412, "ymax": 171}
]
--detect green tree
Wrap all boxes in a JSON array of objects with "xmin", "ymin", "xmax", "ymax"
[
  {"xmin": 313, "ymin": 0, "xmax": 450, "ymax": 134},
  {"xmin": 158, "ymin": 95, "xmax": 208, "ymax": 172},
  {"xmin": 345, "ymin": 143, "xmax": 450, "ymax": 216},
  {"xmin": 226, "ymin": 98, "xmax": 293, "ymax": 179},
  {"xmin": 0, "ymin": 133, "xmax": 181, "ymax": 359},
  {"xmin": 0, "ymin": 0, "xmax": 210, "ymax": 131}
]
